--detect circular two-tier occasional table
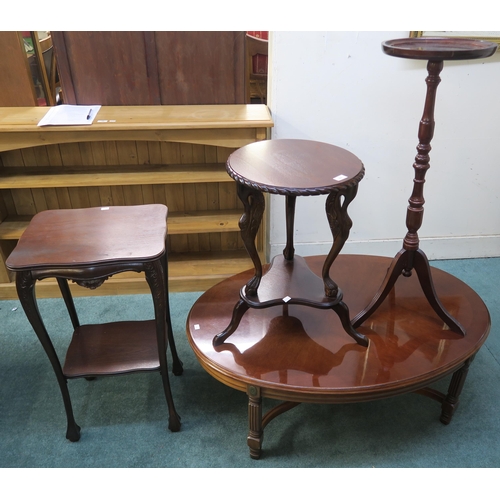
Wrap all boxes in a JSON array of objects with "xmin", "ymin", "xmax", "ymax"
[
  {"xmin": 213, "ymin": 138, "xmax": 367, "ymax": 348},
  {"xmin": 187, "ymin": 254, "xmax": 490, "ymax": 459}
]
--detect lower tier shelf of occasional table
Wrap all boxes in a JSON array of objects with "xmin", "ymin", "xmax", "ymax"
[{"xmin": 63, "ymin": 320, "xmax": 161, "ymax": 378}]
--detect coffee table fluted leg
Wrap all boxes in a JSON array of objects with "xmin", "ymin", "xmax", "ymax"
[
  {"xmin": 440, "ymin": 356, "xmax": 474, "ymax": 424},
  {"xmin": 247, "ymin": 385, "xmax": 263, "ymax": 459}
]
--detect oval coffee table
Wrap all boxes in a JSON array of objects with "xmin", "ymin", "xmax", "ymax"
[{"xmin": 187, "ymin": 254, "xmax": 490, "ymax": 459}]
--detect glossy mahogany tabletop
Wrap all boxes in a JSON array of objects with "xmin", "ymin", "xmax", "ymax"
[
  {"xmin": 6, "ymin": 204, "xmax": 168, "ymax": 270},
  {"xmin": 187, "ymin": 255, "xmax": 490, "ymax": 403},
  {"xmin": 226, "ymin": 139, "xmax": 364, "ymax": 195}
]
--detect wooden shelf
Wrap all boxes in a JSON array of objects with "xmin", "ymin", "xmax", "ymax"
[
  {"xmin": 0, "ymin": 104, "xmax": 272, "ymax": 297},
  {"xmin": 0, "ymin": 210, "xmax": 242, "ymax": 240},
  {"xmin": 0, "ymin": 163, "xmax": 231, "ymax": 189}
]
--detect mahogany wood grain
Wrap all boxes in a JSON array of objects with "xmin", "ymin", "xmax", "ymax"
[
  {"xmin": 52, "ymin": 32, "xmax": 246, "ymax": 106},
  {"xmin": 0, "ymin": 32, "xmax": 38, "ymax": 107},
  {"xmin": 215, "ymin": 139, "xmax": 366, "ymax": 347},
  {"xmin": 6, "ymin": 204, "xmax": 183, "ymax": 440},
  {"xmin": 187, "ymin": 254, "xmax": 490, "ymax": 458},
  {"xmin": 382, "ymin": 37, "xmax": 497, "ymax": 60},
  {"xmin": 353, "ymin": 38, "xmax": 497, "ymax": 335}
]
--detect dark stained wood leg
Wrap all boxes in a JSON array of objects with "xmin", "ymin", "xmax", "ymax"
[
  {"xmin": 323, "ymin": 184, "xmax": 358, "ymax": 298},
  {"xmin": 352, "ymin": 248, "xmax": 465, "ymax": 335},
  {"xmin": 413, "ymin": 249, "xmax": 466, "ymax": 335},
  {"xmin": 332, "ymin": 301, "xmax": 369, "ymax": 347},
  {"xmin": 16, "ymin": 270, "xmax": 81, "ymax": 442},
  {"xmin": 237, "ymin": 183, "xmax": 265, "ymax": 296},
  {"xmin": 322, "ymin": 184, "xmax": 367, "ymax": 346},
  {"xmin": 351, "ymin": 248, "xmax": 409, "ymax": 328},
  {"xmin": 213, "ymin": 298, "xmax": 250, "ymax": 346},
  {"xmin": 161, "ymin": 251, "xmax": 183, "ymax": 375},
  {"xmin": 56, "ymin": 277, "xmax": 80, "ymax": 329},
  {"xmin": 262, "ymin": 401, "xmax": 300, "ymax": 428},
  {"xmin": 247, "ymin": 385, "xmax": 263, "ymax": 459},
  {"xmin": 440, "ymin": 356, "xmax": 474, "ymax": 424},
  {"xmin": 145, "ymin": 259, "xmax": 181, "ymax": 432},
  {"xmin": 353, "ymin": 61, "xmax": 464, "ymax": 336},
  {"xmin": 283, "ymin": 195, "xmax": 296, "ymax": 261}
]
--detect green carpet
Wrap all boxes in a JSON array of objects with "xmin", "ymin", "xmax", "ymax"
[{"xmin": 0, "ymin": 258, "xmax": 499, "ymax": 469}]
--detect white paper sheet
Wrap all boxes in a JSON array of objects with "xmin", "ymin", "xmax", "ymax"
[{"xmin": 37, "ymin": 105, "xmax": 102, "ymax": 126}]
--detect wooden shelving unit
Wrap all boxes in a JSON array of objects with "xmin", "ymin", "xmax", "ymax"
[{"xmin": 0, "ymin": 104, "xmax": 273, "ymax": 299}]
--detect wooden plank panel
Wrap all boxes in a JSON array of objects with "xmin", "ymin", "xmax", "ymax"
[
  {"xmin": 152, "ymin": 185, "xmax": 167, "ymax": 206},
  {"xmin": 11, "ymin": 189, "xmax": 36, "ymax": 215},
  {"xmin": 116, "ymin": 140, "xmax": 139, "ymax": 165},
  {"xmin": 155, "ymin": 32, "xmax": 245, "ymax": 105},
  {"xmin": 204, "ymin": 147, "xmax": 222, "ymax": 251},
  {"xmin": 166, "ymin": 181, "xmax": 189, "ymax": 253},
  {"xmin": 46, "ymin": 144, "xmax": 64, "ymax": 167},
  {"xmin": 1, "ymin": 190, "xmax": 16, "ymax": 216},
  {"xmin": 0, "ymin": 193, "xmax": 7, "ymax": 222},
  {"xmin": 89, "ymin": 141, "xmax": 107, "ymax": 165},
  {"xmin": 87, "ymin": 186, "xmax": 103, "ymax": 207},
  {"xmin": 123, "ymin": 185, "xmax": 144, "ymax": 205},
  {"xmin": 20, "ymin": 147, "xmax": 37, "ymax": 167},
  {"xmin": 33, "ymin": 146, "xmax": 50, "ymax": 166},
  {"xmin": 110, "ymin": 185, "xmax": 126, "ymax": 205},
  {"xmin": 146, "ymin": 141, "xmax": 162, "ymax": 164},
  {"xmin": 141, "ymin": 185, "xmax": 155, "ymax": 205},
  {"xmin": 136, "ymin": 141, "xmax": 151, "ymax": 165},
  {"xmin": 32, "ymin": 189, "xmax": 49, "ymax": 212},
  {"xmin": 116, "ymin": 141, "xmax": 144, "ymax": 205},
  {"xmin": 219, "ymin": 182, "xmax": 239, "ymax": 251},
  {"xmin": 103, "ymin": 141, "xmax": 119, "ymax": 165},
  {"xmin": 0, "ymin": 241, "xmax": 16, "ymax": 283},
  {"xmin": 180, "ymin": 143, "xmax": 199, "ymax": 251},
  {"xmin": 160, "ymin": 141, "xmax": 181, "ymax": 163},
  {"xmin": 79, "ymin": 142, "xmax": 95, "ymax": 165},
  {"xmin": 56, "ymin": 187, "xmax": 73, "ymax": 209},
  {"xmin": 43, "ymin": 187, "xmax": 61, "ymax": 210},
  {"xmin": 59, "ymin": 142, "xmax": 83, "ymax": 166},
  {"xmin": 53, "ymin": 32, "xmax": 155, "ymax": 105},
  {"xmin": 67, "ymin": 186, "xmax": 91, "ymax": 208},
  {"xmin": 98, "ymin": 186, "xmax": 114, "ymax": 206},
  {"xmin": 88, "ymin": 141, "xmax": 113, "ymax": 206},
  {"xmin": 193, "ymin": 144, "xmax": 210, "ymax": 251},
  {"xmin": 0, "ymin": 32, "xmax": 37, "ymax": 106}
]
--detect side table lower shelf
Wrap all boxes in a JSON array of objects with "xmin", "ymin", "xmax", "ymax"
[{"xmin": 63, "ymin": 320, "xmax": 161, "ymax": 378}]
